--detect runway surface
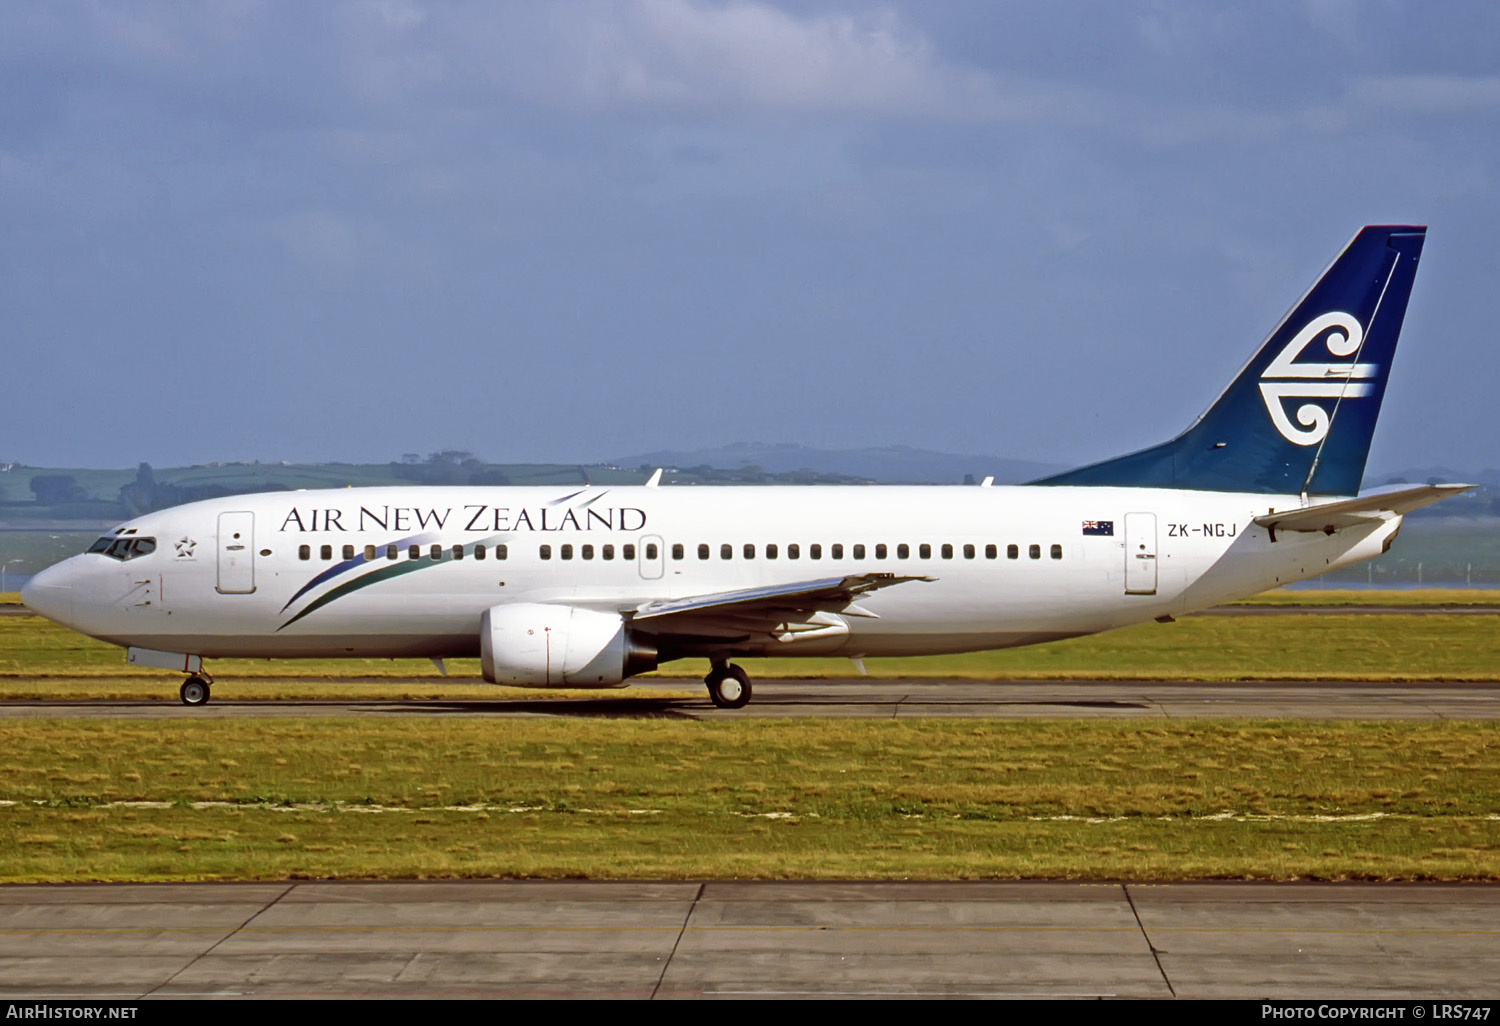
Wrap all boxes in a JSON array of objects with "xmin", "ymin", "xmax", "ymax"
[
  {"xmin": 2, "ymin": 880, "xmax": 1497, "ymax": 999},
  {"xmin": 4, "ymin": 678, "xmax": 1499, "ymax": 719}
]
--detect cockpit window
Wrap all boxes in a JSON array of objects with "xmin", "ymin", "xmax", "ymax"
[{"xmin": 88, "ymin": 536, "xmax": 157, "ymax": 561}]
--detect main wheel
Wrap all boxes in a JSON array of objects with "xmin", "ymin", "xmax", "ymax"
[
  {"xmin": 180, "ymin": 676, "xmax": 211, "ymax": 706},
  {"xmin": 705, "ymin": 663, "xmax": 752, "ymax": 709}
]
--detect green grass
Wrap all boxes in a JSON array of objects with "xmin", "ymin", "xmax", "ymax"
[
  {"xmin": 1, "ymin": 610, "xmax": 1497, "ymax": 703},
  {"xmin": 1235, "ymin": 587, "xmax": 1500, "ymax": 606},
  {"xmin": 2, "ymin": 718, "xmax": 1496, "ymax": 882}
]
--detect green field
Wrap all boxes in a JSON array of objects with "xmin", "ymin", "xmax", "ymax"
[
  {"xmin": 2, "ymin": 600, "xmax": 1497, "ymax": 884},
  {"xmin": 3, "ymin": 719, "xmax": 1497, "ymax": 882},
  {"xmin": 0, "ymin": 605, "xmax": 1497, "ymax": 703}
]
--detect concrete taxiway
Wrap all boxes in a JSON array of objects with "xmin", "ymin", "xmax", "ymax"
[
  {"xmin": 1, "ymin": 880, "xmax": 1497, "ymax": 999},
  {"xmin": 2, "ymin": 678, "xmax": 1498, "ymax": 719}
]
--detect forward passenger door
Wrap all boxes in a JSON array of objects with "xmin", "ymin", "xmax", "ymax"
[{"xmin": 217, "ymin": 512, "xmax": 256, "ymax": 594}]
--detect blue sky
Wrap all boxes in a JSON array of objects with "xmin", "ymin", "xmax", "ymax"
[{"xmin": 3, "ymin": 1, "xmax": 1498, "ymax": 475}]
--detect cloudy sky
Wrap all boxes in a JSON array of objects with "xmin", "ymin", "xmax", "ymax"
[{"xmin": 3, "ymin": 1, "xmax": 1497, "ymax": 476}]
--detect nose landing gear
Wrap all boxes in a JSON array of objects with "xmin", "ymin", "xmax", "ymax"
[
  {"xmin": 179, "ymin": 673, "xmax": 213, "ymax": 706},
  {"xmin": 704, "ymin": 660, "xmax": 752, "ymax": 709}
]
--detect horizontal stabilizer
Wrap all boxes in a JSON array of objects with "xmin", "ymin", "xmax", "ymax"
[{"xmin": 1254, "ymin": 483, "xmax": 1473, "ymax": 534}]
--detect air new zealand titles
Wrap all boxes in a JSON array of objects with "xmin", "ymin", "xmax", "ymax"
[{"xmin": 278, "ymin": 500, "xmax": 649, "ymax": 534}]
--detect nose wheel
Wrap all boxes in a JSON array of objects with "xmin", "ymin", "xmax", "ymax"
[
  {"xmin": 705, "ymin": 661, "xmax": 752, "ymax": 709},
  {"xmin": 179, "ymin": 674, "xmax": 212, "ymax": 706}
]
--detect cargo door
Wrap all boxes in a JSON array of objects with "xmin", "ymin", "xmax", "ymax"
[
  {"xmin": 217, "ymin": 511, "xmax": 256, "ymax": 594},
  {"xmin": 1124, "ymin": 512, "xmax": 1157, "ymax": 595}
]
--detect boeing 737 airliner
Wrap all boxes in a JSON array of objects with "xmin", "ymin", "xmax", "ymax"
[{"xmin": 22, "ymin": 226, "xmax": 1469, "ymax": 707}]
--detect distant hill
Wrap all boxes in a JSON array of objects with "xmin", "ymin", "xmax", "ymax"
[
  {"xmin": 1367, "ymin": 466, "xmax": 1500, "ymax": 519},
  {"xmin": 615, "ymin": 443, "xmax": 1064, "ymax": 485},
  {"xmin": 1, "ymin": 450, "xmax": 1494, "ymax": 526},
  {"xmin": 0, "ymin": 456, "xmax": 630, "ymax": 524}
]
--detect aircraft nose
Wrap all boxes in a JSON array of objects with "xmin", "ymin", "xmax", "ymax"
[{"xmin": 21, "ymin": 564, "xmax": 75, "ymax": 626}]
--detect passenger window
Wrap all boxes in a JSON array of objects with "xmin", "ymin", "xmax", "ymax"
[
  {"xmin": 540, "ymin": 545, "xmax": 552, "ymax": 560},
  {"xmin": 672, "ymin": 543, "xmax": 684, "ymax": 560},
  {"xmin": 387, "ymin": 544, "xmax": 399, "ymax": 560},
  {"xmin": 603, "ymin": 544, "xmax": 615, "ymax": 560},
  {"xmin": 408, "ymin": 544, "xmax": 421, "ymax": 560},
  {"xmin": 698, "ymin": 544, "xmax": 710, "ymax": 560},
  {"xmin": 721, "ymin": 544, "xmax": 732, "ymax": 560},
  {"xmin": 623, "ymin": 544, "xmax": 636, "ymax": 560},
  {"xmin": 831, "ymin": 544, "xmax": 843, "ymax": 559},
  {"xmin": 343, "ymin": 545, "xmax": 356, "ymax": 560},
  {"xmin": 897, "ymin": 544, "xmax": 909, "ymax": 559},
  {"xmin": 788, "ymin": 543, "xmax": 800, "ymax": 559},
  {"xmin": 1007, "ymin": 544, "xmax": 1019, "ymax": 560},
  {"xmin": 744, "ymin": 543, "xmax": 755, "ymax": 559},
  {"xmin": 474, "ymin": 544, "xmax": 487, "ymax": 560},
  {"xmin": 963, "ymin": 544, "xmax": 975, "ymax": 559},
  {"xmin": 810, "ymin": 544, "xmax": 822, "ymax": 560},
  {"xmin": 452, "ymin": 545, "xmax": 464, "ymax": 560},
  {"xmin": 766, "ymin": 544, "xmax": 778, "ymax": 559},
  {"xmin": 582, "ymin": 544, "xmax": 594, "ymax": 560},
  {"xmin": 299, "ymin": 545, "xmax": 311, "ymax": 560},
  {"xmin": 853, "ymin": 544, "xmax": 865, "ymax": 559},
  {"xmin": 876, "ymin": 544, "xmax": 887, "ymax": 559},
  {"xmin": 1051, "ymin": 544, "xmax": 1063, "ymax": 560},
  {"xmin": 1029, "ymin": 544, "xmax": 1041, "ymax": 559},
  {"xmin": 497, "ymin": 544, "xmax": 508, "ymax": 560},
  {"xmin": 645, "ymin": 543, "xmax": 658, "ymax": 559},
  {"xmin": 561, "ymin": 544, "xmax": 573, "ymax": 560},
  {"xmin": 364, "ymin": 545, "xmax": 377, "ymax": 561},
  {"xmin": 430, "ymin": 544, "xmax": 442, "ymax": 560},
  {"xmin": 985, "ymin": 544, "xmax": 997, "ymax": 559},
  {"xmin": 919, "ymin": 543, "xmax": 931, "ymax": 559},
  {"xmin": 320, "ymin": 544, "xmax": 333, "ymax": 561},
  {"xmin": 942, "ymin": 544, "xmax": 954, "ymax": 559}
]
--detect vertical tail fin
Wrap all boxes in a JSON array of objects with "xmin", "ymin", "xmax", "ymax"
[{"xmin": 1036, "ymin": 225, "xmax": 1426, "ymax": 496}]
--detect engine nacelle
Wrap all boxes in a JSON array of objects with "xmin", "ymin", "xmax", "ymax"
[{"xmin": 479, "ymin": 603, "xmax": 657, "ymax": 687}]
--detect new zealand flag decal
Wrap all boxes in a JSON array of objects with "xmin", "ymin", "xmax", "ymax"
[{"xmin": 1082, "ymin": 520, "xmax": 1114, "ymax": 536}]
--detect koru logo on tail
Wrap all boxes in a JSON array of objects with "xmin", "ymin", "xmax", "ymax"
[{"xmin": 1258, "ymin": 311, "xmax": 1377, "ymax": 446}]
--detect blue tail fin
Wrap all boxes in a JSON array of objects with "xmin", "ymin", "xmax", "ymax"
[{"xmin": 1035, "ymin": 225, "xmax": 1426, "ymax": 496}]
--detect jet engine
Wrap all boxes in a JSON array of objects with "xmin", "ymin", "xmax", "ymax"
[{"xmin": 480, "ymin": 603, "xmax": 657, "ymax": 687}]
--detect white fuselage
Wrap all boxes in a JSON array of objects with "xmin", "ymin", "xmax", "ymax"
[{"xmin": 23, "ymin": 483, "xmax": 1397, "ymax": 665}]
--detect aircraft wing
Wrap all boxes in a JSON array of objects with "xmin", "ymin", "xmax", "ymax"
[
  {"xmin": 626, "ymin": 573, "xmax": 934, "ymax": 643},
  {"xmin": 1254, "ymin": 483, "xmax": 1474, "ymax": 534}
]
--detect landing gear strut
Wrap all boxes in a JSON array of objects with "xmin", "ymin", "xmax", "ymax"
[
  {"xmin": 179, "ymin": 673, "xmax": 213, "ymax": 707},
  {"xmin": 704, "ymin": 660, "xmax": 752, "ymax": 709}
]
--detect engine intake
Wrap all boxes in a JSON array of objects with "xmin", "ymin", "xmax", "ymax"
[{"xmin": 480, "ymin": 603, "xmax": 657, "ymax": 687}]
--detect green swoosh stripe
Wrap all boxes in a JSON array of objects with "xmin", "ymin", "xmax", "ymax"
[{"xmin": 277, "ymin": 559, "xmax": 431, "ymax": 631}]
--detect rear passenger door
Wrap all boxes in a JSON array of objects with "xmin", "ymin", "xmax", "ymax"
[{"xmin": 1124, "ymin": 513, "xmax": 1157, "ymax": 595}]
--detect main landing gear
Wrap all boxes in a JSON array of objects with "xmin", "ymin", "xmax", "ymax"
[
  {"xmin": 704, "ymin": 660, "xmax": 752, "ymax": 710},
  {"xmin": 179, "ymin": 672, "xmax": 213, "ymax": 707}
]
